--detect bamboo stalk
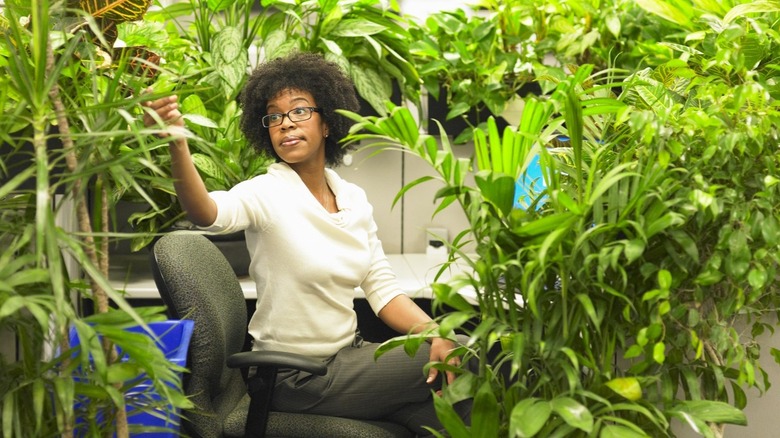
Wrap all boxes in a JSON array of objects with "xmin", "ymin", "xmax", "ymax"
[{"xmin": 45, "ymin": 36, "xmax": 129, "ymax": 438}]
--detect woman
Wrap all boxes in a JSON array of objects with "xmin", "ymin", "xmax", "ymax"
[{"xmin": 142, "ymin": 52, "xmax": 470, "ymax": 435}]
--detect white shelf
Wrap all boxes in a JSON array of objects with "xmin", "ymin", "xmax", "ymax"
[{"xmin": 108, "ymin": 254, "xmax": 471, "ymax": 301}]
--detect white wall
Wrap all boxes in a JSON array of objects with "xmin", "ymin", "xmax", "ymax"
[{"xmin": 338, "ymin": 140, "xmax": 473, "ymax": 255}]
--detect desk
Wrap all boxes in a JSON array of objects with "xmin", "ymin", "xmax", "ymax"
[{"xmin": 108, "ymin": 253, "xmax": 473, "ymax": 301}]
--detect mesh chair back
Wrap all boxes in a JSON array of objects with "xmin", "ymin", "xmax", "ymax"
[{"xmin": 151, "ymin": 232, "xmax": 249, "ymax": 438}]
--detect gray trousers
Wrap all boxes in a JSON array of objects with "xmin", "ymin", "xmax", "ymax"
[{"xmin": 271, "ymin": 334, "xmax": 472, "ymax": 436}]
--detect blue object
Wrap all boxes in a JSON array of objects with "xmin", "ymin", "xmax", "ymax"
[
  {"xmin": 514, "ymin": 155, "xmax": 546, "ymax": 209},
  {"xmin": 70, "ymin": 320, "xmax": 194, "ymax": 438}
]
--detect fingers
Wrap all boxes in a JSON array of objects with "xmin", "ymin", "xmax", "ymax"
[
  {"xmin": 426, "ymin": 367, "xmax": 439, "ymax": 384},
  {"xmin": 427, "ymin": 338, "xmax": 463, "ymax": 386},
  {"xmin": 141, "ymin": 94, "xmax": 183, "ymax": 132}
]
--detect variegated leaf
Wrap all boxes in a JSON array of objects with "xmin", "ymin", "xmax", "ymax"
[{"xmin": 81, "ymin": 0, "xmax": 153, "ymax": 23}]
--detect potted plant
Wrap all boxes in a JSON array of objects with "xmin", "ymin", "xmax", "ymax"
[
  {"xmin": 340, "ymin": 1, "xmax": 780, "ymax": 436},
  {"xmin": 258, "ymin": 0, "xmax": 421, "ymax": 116},
  {"xmin": 117, "ymin": 0, "xmax": 275, "ymax": 254},
  {"xmin": 407, "ymin": 6, "xmax": 529, "ymax": 143},
  {"xmin": 0, "ymin": 0, "xmax": 191, "ymax": 436}
]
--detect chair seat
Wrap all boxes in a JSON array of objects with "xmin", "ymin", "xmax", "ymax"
[{"xmin": 224, "ymin": 395, "xmax": 412, "ymax": 438}]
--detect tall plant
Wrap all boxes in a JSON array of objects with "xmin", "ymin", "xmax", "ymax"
[
  {"xmin": 121, "ymin": 0, "xmax": 274, "ymax": 250},
  {"xmin": 341, "ymin": 2, "xmax": 780, "ymax": 436},
  {"xmin": 0, "ymin": 0, "xmax": 190, "ymax": 436}
]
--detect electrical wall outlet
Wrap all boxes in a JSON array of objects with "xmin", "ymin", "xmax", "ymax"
[{"xmin": 425, "ymin": 227, "xmax": 449, "ymax": 249}]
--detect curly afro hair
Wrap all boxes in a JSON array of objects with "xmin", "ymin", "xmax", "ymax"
[{"xmin": 239, "ymin": 52, "xmax": 360, "ymax": 167}]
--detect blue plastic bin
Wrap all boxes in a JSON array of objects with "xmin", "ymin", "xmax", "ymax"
[{"xmin": 69, "ymin": 319, "xmax": 194, "ymax": 438}]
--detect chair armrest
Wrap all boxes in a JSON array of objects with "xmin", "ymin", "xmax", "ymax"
[{"xmin": 227, "ymin": 350, "xmax": 327, "ymax": 376}]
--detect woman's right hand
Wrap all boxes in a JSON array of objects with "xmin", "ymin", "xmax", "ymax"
[
  {"xmin": 141, "ymin": 90, "xmax": 184, "ymax": 137},
  {"xmin": 140, "ymin": 89, "xmax": 218, "ymax": 226}
]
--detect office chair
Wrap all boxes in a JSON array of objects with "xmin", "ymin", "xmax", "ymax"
[{"xmin": 149, "ymin": 232, "xmax": 412, "ymax": 438}]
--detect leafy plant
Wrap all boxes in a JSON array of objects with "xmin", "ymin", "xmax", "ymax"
[
  {"xmin": 407, "ymin": 7, "xmax": 531, "ymax": 143},
  {"xmin": 341, "ymin": 1, "xmax": 780, "ymax": 437},
  {"xmin": 259, "ymin": 0, "xmax": 421, "ymax": 115},
  {"xmin": 120, "ymin": 0, "xmax": 275, "ymax": 250},
  {"xmin": 0, "ymin": 0, "xmax": 191, "ymax": 436}
]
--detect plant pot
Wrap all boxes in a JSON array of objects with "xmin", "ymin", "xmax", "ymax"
[{"xmin": 69, "ymin": 320, "xmax": 195, "ymax": 438}]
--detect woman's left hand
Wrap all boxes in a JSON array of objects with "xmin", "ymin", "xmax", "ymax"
[{"xmin": 426, "ymin": 337, "xmax": 461, "ymax": 388}]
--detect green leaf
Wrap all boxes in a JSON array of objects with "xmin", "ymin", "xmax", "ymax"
[
  {"xmin": 723, "ymin": 0, "xmax": 780, "ymax": 24},
  {"xmin": 182, "ymin": 113, "xmax": 218, "ymax": 129},
  {"xmin": 181, "ymin": 94, "xmax": 208, "ymax": 118},
  {"xmin": 330, "ymin": 18, "xmax": 387, "ymax": 37},
  {"xmin": 600, "ymin": 424, "xmax": 649, "ymax": 438},
  {"xmin": 624, "ymin": 239, "xmax": 645, "ymax": 263},
  {"xmin": 653, "ymin": 342, "xmax": 666, "ymax": 364},
  {"xmin": 550, "ymin": 397, "xmax": 593, "ymax": 433},
  {"xmin": 432, "ymin": 391, "xmax": 471, "ymax": 438},
  {"xmin": 605, "ymin": 13, "xmax": 621, "ymax": 37},
  {"xmin": 575, "ymin": 294, "xmax": 602, "ymax": 330},
  {"xmin": 352, "ymin": 66, "xmax": 391, "ymax": 115},
  {"xmin": 213, "ymin": 26, "xmax": 243, "ymax": 63},
  {"xmin": 513, "ymin": 212, "xmax": 576, "ymax": 238},
  {"xmin": 475, "ymin": 171, "xmax": 516, "ymax": 217},
  {"xmin": 669, "ymin": 400, "xmax": 747, "ymax": 426},
  {"xmin": 191, "ymin": 153, "xmax": 226, "ymax": 181},
  {"xmin": 510, "ymin": 398, "xmax": 552, "ymax": 437},
  {"xmin": 748, "ymin": 265, "xmax": 768, "ymax": 290},
  {"xmin": 106, "ymin": 362, "xmax": 142, "ymax": 384},
  {"xmin": 605, "ymin": 377, "xmax": 642, "ymax": 401},
  {"xmin": 725, "ymin": 229, "xmax": 751, "ymax": 278},
  {"xmin": 657, "ymin": 270, "xmax": 672, "ymax": 290},
  {"xmin": 472, "ymin": 382, "xmax": 499, "ymax": 438},
  {"xmin": 635, "ymin": 0, "xmax": 694, "ymax": 28}
]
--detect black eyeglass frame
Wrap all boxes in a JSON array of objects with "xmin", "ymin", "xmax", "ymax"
[{"xmin": 262, "ymin": 106, "xmax": 322, "ymax": 128}]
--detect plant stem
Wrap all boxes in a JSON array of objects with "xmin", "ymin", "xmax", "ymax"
[{"xmin": 45, "ymin": 36, "xmax": 129, "ymax": 438}]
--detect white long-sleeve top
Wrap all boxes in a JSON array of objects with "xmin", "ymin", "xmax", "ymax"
[{"xmin": 200, "ymin": 162, "xmax": 404, "ymax": 360}]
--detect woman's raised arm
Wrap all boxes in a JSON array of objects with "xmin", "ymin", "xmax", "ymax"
[{"xmin": 142, "ymin": 93, "xmax": 217, "ymax": 227}]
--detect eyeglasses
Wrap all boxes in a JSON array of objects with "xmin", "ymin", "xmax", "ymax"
[{"xmin": 262, "ymin": 106, "xmax": 321, "ymax": 128}]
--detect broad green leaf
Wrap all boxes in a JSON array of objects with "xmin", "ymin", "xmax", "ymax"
[
  {"xmin": 606, "ymin": 377, "xmax": 642, "ymax": 401},
  {"xmin": 330, "ymin": 18, "xmax": 387, "ymax": 37},
  {"xmin": 206, "ymin": 0, "xmax": 232, "ymax": 12},
  {"xmin": 432, "ymin": 391, "xmax": 471, "ymax": 438},
  {"xmin": 513, "ymin": 212, "xmax": 576, "ymax": 238},
  {"xmin": 191, "ymin": 154, "xmax": 226, "ymax": 181},
  {"xmin": 213, "ymin": 26, "xmax": 243, "ymax": 63},
  {"xmin": 725, "ymin": 229, "xmax": 750, "ymax": 278},
  {"xmin": 600, "ymin": 424, "xmax": 649, "ymax": 438},
  {"xmin": 635, "ymin": 0, "xmax": 694, "ymax": 28},
  {"xmin": 550, "ymin": 397, "xmax": 593, "ymax": 433},
  {"xmin": 669, "ymin": 400, "xmax": 747, "ymax": 426},
  {"xmin": 475, "ymin": 171, "xmax": 516, "ymax": 217},
  {"xmin": 352, "ymin": 66, "xmax": 391, "ymax": 115},
  {"xmin": 180, "ymin": 94, "xmax": 208, "ymax": 119},
  {"xmin": 510, "ymin": 398, "xmax": 551, "ymax": 437},
  {"xmin": 472, "ymin": 382, "xmax": 500, "ymax": 438},
  {"xmin": 723, "ymin": 1, "xmax": 780, "ymax": 24},
  {"xmin": 106, "ymin": 362, "xmax": 142, "ymax": 384},
  {"xmin": 624, "ymin": 239, "xmax": 645, "ymax": 263},
  {"xmin": 748, "ymin": 265, "xmax": 768, "ymax": 290}
]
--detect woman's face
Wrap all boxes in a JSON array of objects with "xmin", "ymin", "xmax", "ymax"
[{"xmin": 265, "ymin": 88, "xmax": 329, "ymax": 169}]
